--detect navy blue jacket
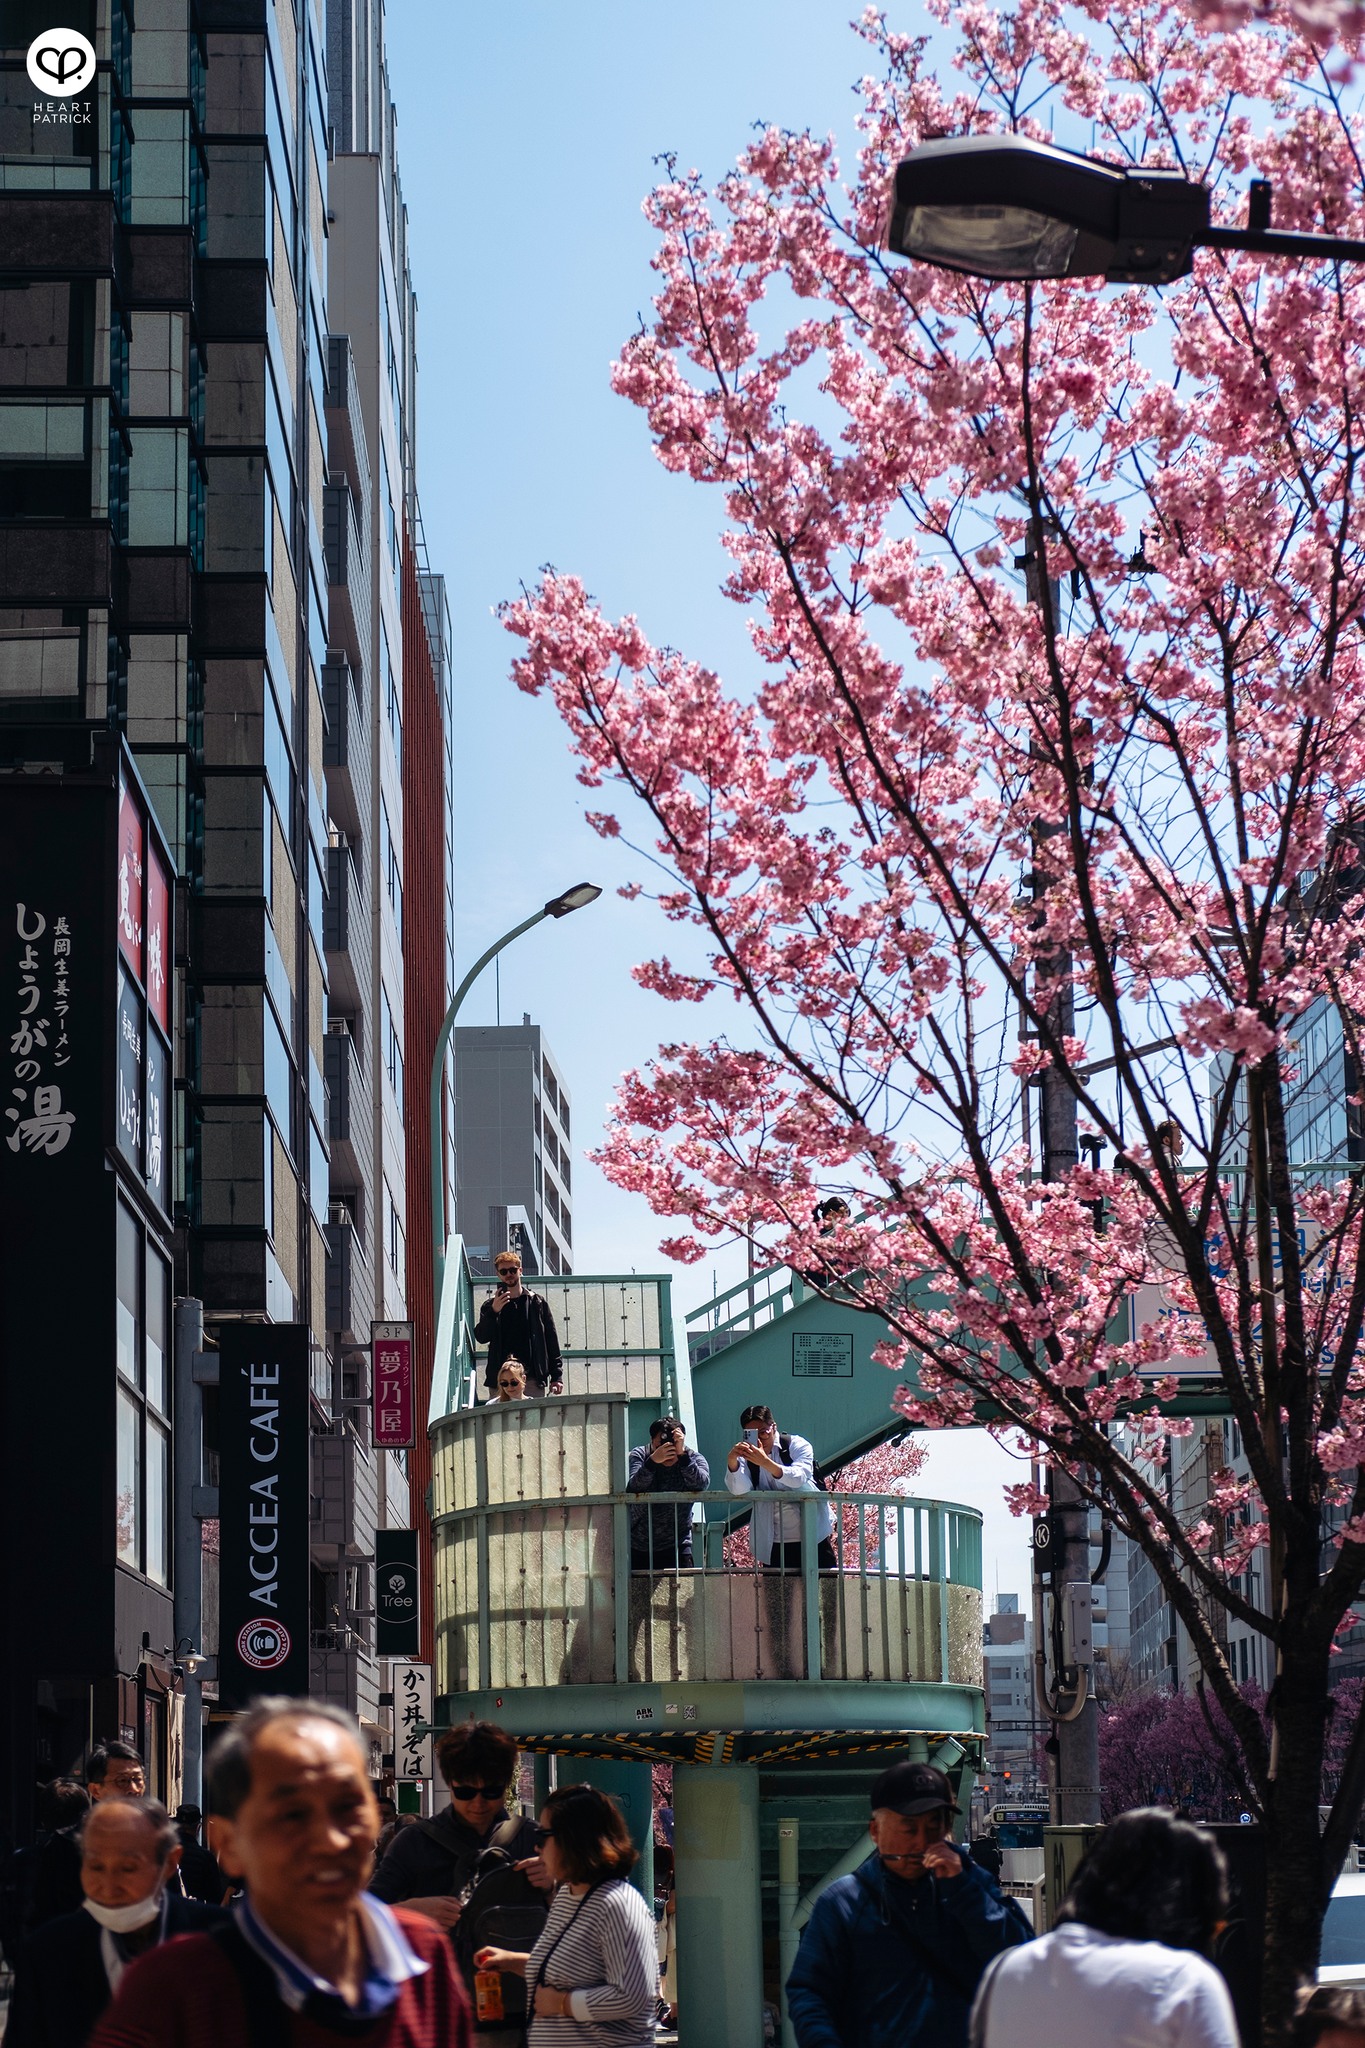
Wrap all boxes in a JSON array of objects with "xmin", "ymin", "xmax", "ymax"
[
  {"xmin": 7, "ymin": 1891, "xmax": 226, "ymax": 2048},
  {"xmin": 786, "ymin": 1849, "xmax": 1031, "ymax": 2048}
]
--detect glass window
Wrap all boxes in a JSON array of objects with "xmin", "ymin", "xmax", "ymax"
[
  {"xmin": 127, "ymin": 427, "xmax": 187, "ymax": 546},
  {"xmin": 309, "ymin": 1116, "xmax": 328, "ymax": 1230},
  {"xmin": 117, "ymin": 1389, "xmax": 141, "ymax": 1569},
  {"xmin": 264, "ymin": 1001, "xmax": 293, "ymax": 1151},
  {"xmin": 127, "ymin": 312, "xmax": 187, "ymax": 416},
  {"xmin": 117, "ymin": 1202, "xmax": 140, "ymax": 1387},
  {"xmin": 0, "ymin": 400, "xmax": 86, "ymax": 459},
  {"xmin": 146, "ymin": 1420, "xmax": 169, "ymax": 1586},
  {"xmin": 264, "ymin": 674, "xmax": 294, "ymax": 819},
  {"xmin": 128, "ymin": 108, "xmax": 189, "ymax": 226},
  {"xmin": 145, "ymin": 1245, "xmax": 168, "ymax": 1415},
  {"xmin": 0, "ymin": 608, "xmax": 83, "ymax": 703}
]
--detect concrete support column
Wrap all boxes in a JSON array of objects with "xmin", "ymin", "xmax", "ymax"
[
  {"xmin": 777, "ymin": 1816, "xmax": 800, "ymax": 2048},
  {"xmin": 674, "ymin": 1763, "xmax": 764, "ymax": 2048},
  {"xmin": 573, "ymin": 1757, "xmax": 654, "ymax": 1901},
  {"xmin": 530, "ymin": 1751, "xmax": 551, "ymax": 1816}
]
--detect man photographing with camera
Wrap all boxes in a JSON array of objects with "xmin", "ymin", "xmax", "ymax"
[
  {"xmin": 626, "ymin": 1417, "xmax": 710, "ymax": 1570},
  {"xmin": 475, "ymin": 1250, "xmax": 563, "ymax": 1398}
]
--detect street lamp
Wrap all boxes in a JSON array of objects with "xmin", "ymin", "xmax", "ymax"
[
  {"xmin": 430, "ymin": 884, "xmax": 601, "ymax": 1317},
  {"xmin": 887, "ymin": 134, "xmax": 1365, "ymax": 284}
]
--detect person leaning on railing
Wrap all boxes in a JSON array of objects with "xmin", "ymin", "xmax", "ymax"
[
  {"xmin": 725, "ymin": 1404, "xmax": 836, "ymax": 1570},
  {"xmin": 626, "ymin": 1417, "xmax": 709, "ymax": 1569},
  {"xmin": 474, "ymin": 1784, "xmax": 658, "ymax": 2046}
]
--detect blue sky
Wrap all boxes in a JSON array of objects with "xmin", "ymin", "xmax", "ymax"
[{"xmin": 384, "ymin": 0, "xmax": 1034, "ymax": 1593}]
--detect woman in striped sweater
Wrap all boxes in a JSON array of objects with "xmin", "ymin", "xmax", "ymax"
[{"xmin": 475, "ymin": 1784, "xmax": 657, "ymax": 2046}]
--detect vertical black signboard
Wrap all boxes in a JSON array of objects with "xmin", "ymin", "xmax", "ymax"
[
  {"xmin": 375, "ymin": 1530, "xmax": 420, "ymax": 1656},
  {"xmin": 219, "ymin": 1323, "xmax": 311, "ymax": 1705},
  {"xmin": 0, "ymin": 776, "xmax": 113, "ymax": 1702}
]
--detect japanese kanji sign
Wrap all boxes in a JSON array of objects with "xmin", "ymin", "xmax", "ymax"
[
  {"xmin": 391, "ymin": 1661, "xmax": 433, "ymax": 1780},
  {"xmin": 372, "ymin": 1320, "xmax": 415, "ymax": 1450},
  {"xmin": 1, "ymin": 755, "xmax": 129, "ymax": 1685}
]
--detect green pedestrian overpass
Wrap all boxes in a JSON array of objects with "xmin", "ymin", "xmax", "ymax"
[{"xmin": 428, "ymin": 1244, "xmax": 985, "ymax": 2048}]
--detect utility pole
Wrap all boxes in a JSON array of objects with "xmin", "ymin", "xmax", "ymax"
[
  {"xmin": 1023, "ymin": 516, "xmax": 1102, "ymax": 1829},
  {"xmin": 173, "ymin": 1298, "xmax": 218, "ymax": 1809}
]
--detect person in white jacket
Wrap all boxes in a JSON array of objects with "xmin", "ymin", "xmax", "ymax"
[
  {"xmin": 970, "ymin": 1808, "xmax": 1239, "ymax": 2048},
  {"xmin": 724, "ymin": 1404, "xmax": 836, "ymax": 1569}
]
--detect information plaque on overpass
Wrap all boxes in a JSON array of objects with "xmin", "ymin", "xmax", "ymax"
[{"xmin": 793, "ymin": 1331, "xmax": 854, "ymax": 1377}]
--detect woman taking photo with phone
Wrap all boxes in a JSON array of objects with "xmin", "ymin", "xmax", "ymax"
[{"xmin": 474, "ymin": 1783, "xmax": 658, "ymax": 2045}]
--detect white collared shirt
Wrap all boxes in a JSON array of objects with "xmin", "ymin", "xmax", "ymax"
[{"xmin": 724, "ymin": 1430, "xmax": 834, "ymax": 1554}]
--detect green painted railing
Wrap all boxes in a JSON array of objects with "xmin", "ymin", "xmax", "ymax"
[{"xmin": 430, "ymin": 1393, "xmax": 982, "ymax": 1703}]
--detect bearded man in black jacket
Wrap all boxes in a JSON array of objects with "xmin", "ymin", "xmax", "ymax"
[{"xmin": 475, "ymin": 1251, "xmax": 563, "ymax": 1398}]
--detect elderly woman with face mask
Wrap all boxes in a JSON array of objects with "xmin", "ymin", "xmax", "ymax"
[{"xmin": 7, "ymin": 1796, "xmax": 226, "ymax": 2048}]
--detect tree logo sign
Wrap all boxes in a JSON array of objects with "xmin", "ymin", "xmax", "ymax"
[{"xmin": 26, "ymin": 29, "xmax": 95, "ymax": 97}]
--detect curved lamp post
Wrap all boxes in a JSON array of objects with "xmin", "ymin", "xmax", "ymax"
[
  {"xmin": 887, "ymin": 134, "xmax": 1365, "ymax": 284},
  {"xmin": 430, "ymin": 883, "xmax": 602, "ymax": 1316}
]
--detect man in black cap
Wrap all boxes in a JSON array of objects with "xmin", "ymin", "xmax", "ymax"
[{"xmin": 785, "ymin": 1760, "xmax": 1030, "ymax": 2048}]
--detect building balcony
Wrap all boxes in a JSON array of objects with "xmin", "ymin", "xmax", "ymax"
[
  {"xmin": 322, "ymin": 660, "xmax": 366, "ymax": 839},
  {"xmin": 312, "ymin": 1418, "xmax": 378, "ymax": 1559},
  {"xmin": 324, "ymin": 1025, "xmax": 369, "ymax": 1201},
  {"xmin": 325, "ymin": 1025, "xmax": 361, "ymax": 1146},
  {"xmin": 309, "ymin": 1639, "xmax": 382, "ymax": 1735},
  {"xmin": 430, "ymin": 1395, "xmax": 983, "ymax": 1756},
  {"xmin": 324, "ymin": 840, "xmax": 353, "ymax": 952},
  {"xmin": 323, "ymin": 481, "xmax": 369, "ymax": 672},
  {"xmin": 324, "ymin": 1214, "xmax": 373, "ymax": 1349},
  {"xmin": 325, "ymin": 335, "xmax": 370, "ymax": 501}
]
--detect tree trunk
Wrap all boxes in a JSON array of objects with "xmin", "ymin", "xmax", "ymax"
[{"xmin": 1261, "ymin": 1659, "xmax": 1334, "ymax": 2045}]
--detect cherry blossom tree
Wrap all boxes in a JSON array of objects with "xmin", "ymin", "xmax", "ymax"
[
  {"xmin": 1188, "ymin": 0, "xmax": 1365, "ymax": 54},
  {"xmin": 505, "ymin": 2, "xmax": 1365, "ymax": 2029},
  {"xmin": 1100, "ymin": 1678, "xmax": 1365, "ymax": 1818}
]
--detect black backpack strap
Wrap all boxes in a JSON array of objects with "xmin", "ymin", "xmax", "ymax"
[
  {"xmin": 209, "ymin": 1919, "xmax": 293, "ymax": 2048},
  {"xmin": 488, "ymin": 1814, "xmax": 527, "ymax": 1857}
]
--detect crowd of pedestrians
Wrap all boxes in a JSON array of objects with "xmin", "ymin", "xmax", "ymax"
[{"xmin": 3, "ymin": 1700, "xmax": 1361, "ymax": 2046}]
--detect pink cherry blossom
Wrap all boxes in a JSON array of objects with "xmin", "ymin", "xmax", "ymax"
[{"xmin": 504, "ymin": 4, "xmax": 1365, "ymax": 2025}]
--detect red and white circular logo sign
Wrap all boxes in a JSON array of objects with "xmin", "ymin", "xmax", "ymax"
[{"xmin": 236, "ymin": 1619, "xmax": 291, "ymax": 1671}]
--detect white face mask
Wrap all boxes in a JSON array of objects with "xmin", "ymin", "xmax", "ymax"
[{"xmin": 83, "ymin": 1890, "xmax": 162, "ymax": 1933}]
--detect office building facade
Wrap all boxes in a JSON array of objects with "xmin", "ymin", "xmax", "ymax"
[
  {"xmin": 453, "ymin": 1018, "xmax": 574, "ymax": 1277},
  {"xmin": 0, "ymin": 0, "xmax": 448, "ymax": 1827}
]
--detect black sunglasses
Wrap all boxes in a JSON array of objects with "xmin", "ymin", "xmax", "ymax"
[
  {"xmin": 532, "ymin": 1824, "xmax": 554, "ymax": 1846},
  {"xmin": 448, "ymin": 1783, "xmax": 507, "ymax": 1802}
]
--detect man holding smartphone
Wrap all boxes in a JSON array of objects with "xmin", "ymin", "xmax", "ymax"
[
  {"xmin": 626, "ymin": 1416, "xmax": 710, "ymax": 1570},
  {"xmin": 726, "ymin": 1403, "xmax": 836, "ymax": 1569},
  {"xmin": 475, "ymin": 1250, "xmax": 563, "ymax": 1398}
]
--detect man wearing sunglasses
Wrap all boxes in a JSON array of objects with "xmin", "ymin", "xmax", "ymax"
[
  {"xmin": 370, "ymin": 1721, "xmax": 550, "ymax": 1930},
  {"xmin": 476, "ymin": 1251, "xmax": 564, "ymax": 1398}
]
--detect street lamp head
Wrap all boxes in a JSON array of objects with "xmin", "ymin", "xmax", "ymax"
[
  {"xmin": 543, "ymin": 882, "xmax": 603, "ymax": 918},
  {"xmin": 888, "ymin": 135, "xmax": 1208, "ymax": 286}
]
